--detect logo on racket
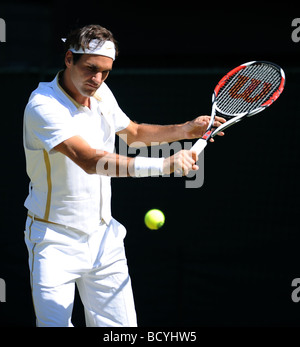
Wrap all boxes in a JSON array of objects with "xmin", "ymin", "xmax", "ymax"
[{"xmin": 229, "ymin": 75, "xmax": 272, "ymax": 103}]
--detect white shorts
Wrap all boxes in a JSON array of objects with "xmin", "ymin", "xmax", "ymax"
[{"xmin": 24, "ymin": 215, "xmax": 137, "ymax": 327}]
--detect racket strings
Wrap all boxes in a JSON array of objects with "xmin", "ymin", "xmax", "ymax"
[{"xmin": 217, "ymin": 63, "xmax": 282, "ymax": 116}]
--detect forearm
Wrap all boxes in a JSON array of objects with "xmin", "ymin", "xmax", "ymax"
[
  {"xmin": 59, "ymin": 145, "xmax": 195, "ymax": 178},
  {"xmin": 118, "ymin": 116, "xmax": 226, "ymax": 148},
  {"xmin": 139, "ymin": 123, "xmax": 187, "ymax": 145},
  {"xmin": 55, "ymin": 135, "xmax": 197, "ymax": 178},
  {"xmin": 81, "ymin": 150, "xmax": 164, "ymax": 178},
  {"xmin": 96, "ymin": 151, "xmax": 197, "ymax": 177},
  {"xmin": 95, "ymin": 151, "xmax": 134, "ymax": 177},
  {"xmin": 122, "ymin": 122, "xmax": 187, "ymax": 147}
]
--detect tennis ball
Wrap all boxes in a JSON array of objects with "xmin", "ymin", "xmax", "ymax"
[{"xmin": 144, "ymin": 209, "xmax": 165, "ymax": 230}]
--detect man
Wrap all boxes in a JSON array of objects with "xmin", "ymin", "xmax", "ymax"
[{"xmin": 23, "ymin": 24, "xmax": 225, "ymax": 327}]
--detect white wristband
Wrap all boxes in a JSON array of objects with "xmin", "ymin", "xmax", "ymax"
[{"xmin": 134, "ymin": 157, "xmax": 165, "ymax": 177}]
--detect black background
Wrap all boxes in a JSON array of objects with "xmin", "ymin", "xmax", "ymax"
[{"xmin": 0, "ymin": 1, "xmax": 299, "ymax": 327}]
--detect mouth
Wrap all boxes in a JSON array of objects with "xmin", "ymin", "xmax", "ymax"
[{"xmin": 86, "ymin": 83, "xmax": 100, "ymax": 90}]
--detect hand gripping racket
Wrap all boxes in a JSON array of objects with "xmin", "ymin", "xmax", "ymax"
[{"xmin": 191, "ymin": 61, "xmax": 285, "ymax": 155}]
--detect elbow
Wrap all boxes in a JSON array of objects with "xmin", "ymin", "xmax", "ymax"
[
  {"xmin": 73, "ymin": 150, "xmax": 109, "ymax": 175},
  {"xmin": 83, "ymin": 167, "xmax": 95, "ymax": 175},
  {"xmin": 118, "ymin": 121, "xmax": 141, "ymax": 147},
  {"xmin": 78, "ymin": 159, "xmax": 97, "ymax": 175},
  {"xmin": 82, "ymin": 153, "xmax": 109, "ymax": 175}
]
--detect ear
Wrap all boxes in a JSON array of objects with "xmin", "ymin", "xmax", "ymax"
[{"xmin": 65, "ymin": 51, "xmax": 73, "ymax": 68}]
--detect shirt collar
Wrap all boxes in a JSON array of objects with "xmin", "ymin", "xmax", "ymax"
[
  {"xmin": 53, "ymin": 71, "xmax": 103, "ymax": 113},
  {"xmin": 55, "ymin": 71, "xmax": 82, "ymax": 109}
]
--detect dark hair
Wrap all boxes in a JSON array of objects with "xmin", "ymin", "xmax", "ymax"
[{"xmin": 63, "ymin": 24, "xmax": 118, "ymax": 66}]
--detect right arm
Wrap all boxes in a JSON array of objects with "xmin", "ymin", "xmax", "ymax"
[{"xmin": 54, "ymin": 135, "xmax": 198, "ymax": 177}]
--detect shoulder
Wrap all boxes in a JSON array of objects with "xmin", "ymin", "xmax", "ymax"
[
  {"xmin": 25, "ymin": 79, "xmax": 69, "ymax": 117},
  {"xmin": 25, "ymin": 85, "xmax": 70, "ymax": 129},
  {"xmin": 27, "ymin": 79, "xmax": 61, "ymax": 108}
]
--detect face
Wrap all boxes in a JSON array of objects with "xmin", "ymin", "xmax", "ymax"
[{"xmin": 65, "ymin": 51, "xmax": 113, "ymax": 97}]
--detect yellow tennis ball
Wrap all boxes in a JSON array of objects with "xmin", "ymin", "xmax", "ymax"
[{"xmin": 144, "ymin": 209, "xmax": 165, "ymax": 230}]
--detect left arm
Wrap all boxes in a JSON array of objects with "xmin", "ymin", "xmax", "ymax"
[{"xmin": 117, "ymin": 115, "xmax": 226, "ymax": 147}]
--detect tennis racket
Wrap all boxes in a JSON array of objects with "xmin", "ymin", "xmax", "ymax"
[{"xmin": 191, "ymin": 61, "xmax": 285, "ymax": 155}]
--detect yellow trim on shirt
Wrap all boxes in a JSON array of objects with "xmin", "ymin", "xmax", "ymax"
[
  {"xmin": 43, "ymin": 149, "xmax": 52, "ymax": 220},
  {"xmin": 56, "ymin": 71, "xmax": 82, "ymax": 108},
  {"xmin": 93, "ymin": 90, "xmax": 102, "ymax": 102}
]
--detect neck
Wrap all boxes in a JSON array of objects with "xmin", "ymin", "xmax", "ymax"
[{"xmin": 60, "ymin": 70, "xmax": 90, "ymax": 108}]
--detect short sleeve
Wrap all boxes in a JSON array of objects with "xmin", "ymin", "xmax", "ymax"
[
  {"xmin": 24, "ymin": 96, "xmax": 78, "ymax": 152},
  {"xmin": 112, "ymin": 102, "xmax": 131, "ymax": 132}
]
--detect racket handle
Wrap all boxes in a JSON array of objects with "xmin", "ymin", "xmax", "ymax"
[{"xmin": 190, "ymin": 139, "xmax": 207, "ymax": 156}]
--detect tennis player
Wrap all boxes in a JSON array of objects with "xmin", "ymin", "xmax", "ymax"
[{"xmin": 23, "ymin": 24, "xmax": 225, "ymax": 327}]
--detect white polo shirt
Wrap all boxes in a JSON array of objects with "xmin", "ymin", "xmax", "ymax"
[{"xmin": 23, "ymin": 72, "xmax": 130, "ymax": 233}]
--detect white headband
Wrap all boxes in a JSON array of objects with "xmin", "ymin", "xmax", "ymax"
[{"xmin": 62, "ymin": 39, "xmax": 116, "ymax": 61}]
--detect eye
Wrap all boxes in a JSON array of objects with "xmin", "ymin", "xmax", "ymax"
[{"xmin": 85, "ymin": 64, "xmax": 97, "ymax": 73}]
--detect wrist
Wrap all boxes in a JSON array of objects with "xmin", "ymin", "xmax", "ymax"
[
  {"xmin": 134, "ymin": 157, "xmax": 165, "ymax": 177},
  {"xmin": 177, "ymin": 122, "xmax": 191, "ymax": 140}
]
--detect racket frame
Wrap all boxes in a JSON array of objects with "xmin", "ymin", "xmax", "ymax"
[{"xmin": 191, "ymin": 61, "xmax": 285, "ymax": 154}]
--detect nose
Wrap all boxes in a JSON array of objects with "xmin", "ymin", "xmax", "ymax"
[{"xmin": 92, "ymin": 72, "xmax": 103, "ymax": 85}]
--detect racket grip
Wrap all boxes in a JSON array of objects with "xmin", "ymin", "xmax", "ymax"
[{"xmin": 190, "ymin": 139, "xmax": 207, "ymax": 156}]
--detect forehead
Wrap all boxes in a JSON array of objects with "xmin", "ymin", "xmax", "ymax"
[{"xmin": 79, "ymin": 54, "xmax": 113, "ymax": 70}]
